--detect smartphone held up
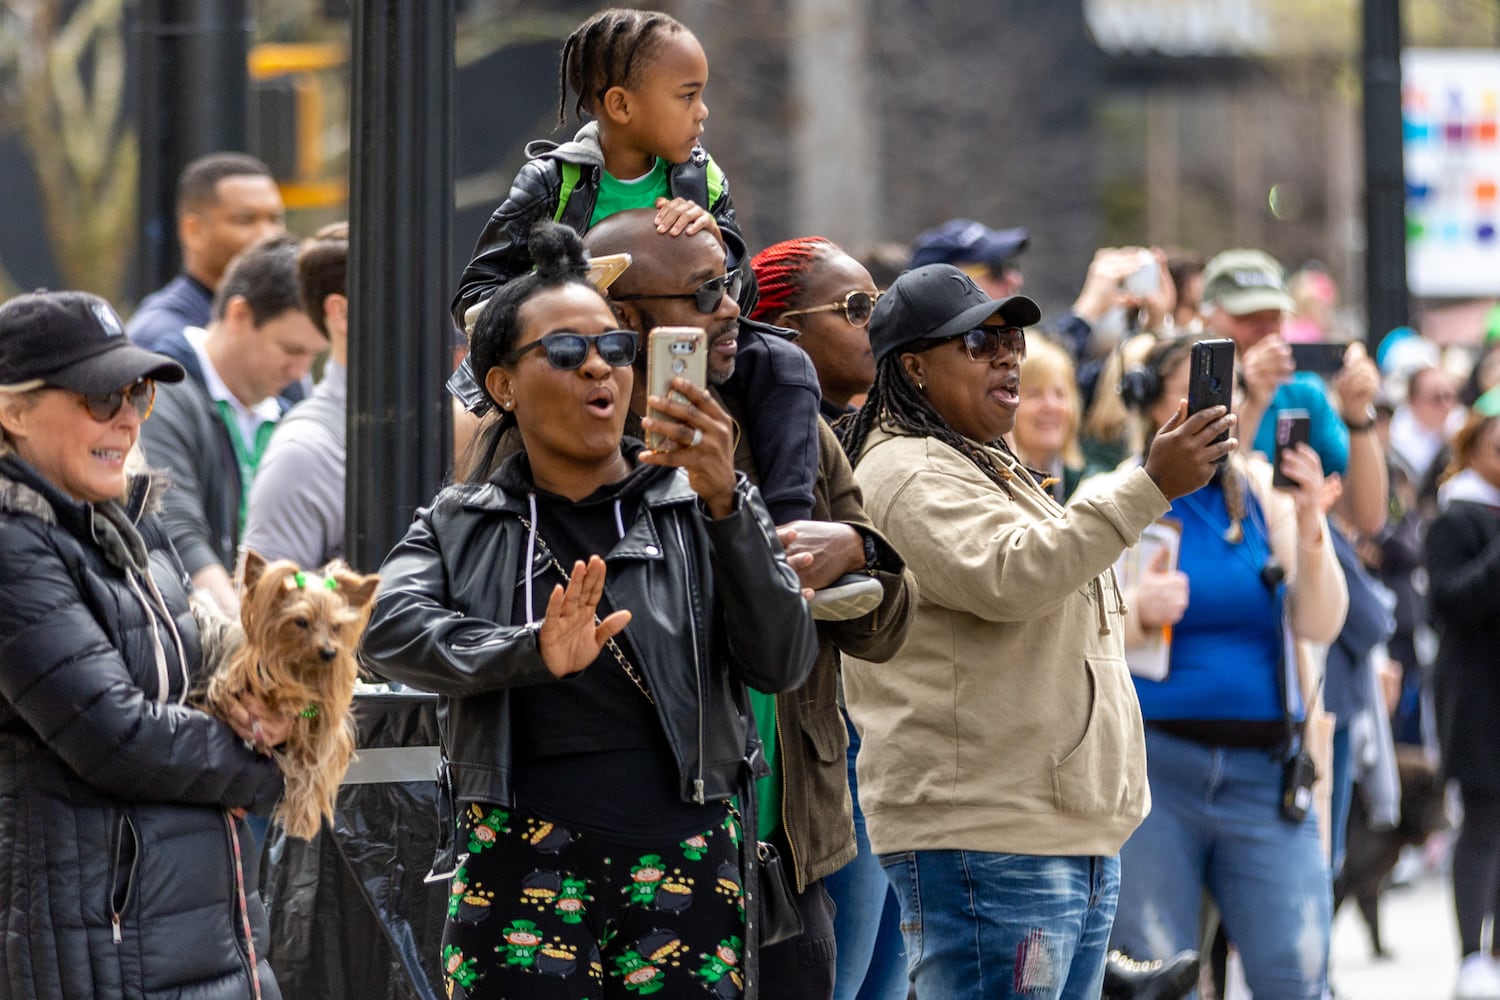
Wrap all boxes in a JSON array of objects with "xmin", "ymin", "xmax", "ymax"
[
  {"xmin": 1272, "ymin": 408, "xmax": 1311, "ymax": 489},
  {"xmin": 1187, "ymin": 338, "xmax": 1235, "ymax": 463},
  {"xmin": 645, "ymin": 326, "xmax": 707, "ymax": 451}
]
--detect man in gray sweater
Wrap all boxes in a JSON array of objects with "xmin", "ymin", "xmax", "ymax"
[
  {"xmin": 243, "ymin": 223, "xmax": 350, "ymax": 570},
  {"xmin": 140, "ymin": 233, "xmax": 325, "ymax": 613}
]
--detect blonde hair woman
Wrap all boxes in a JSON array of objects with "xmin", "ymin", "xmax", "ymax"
[
  {"xmin": 1012, "ymin": 336, "xmax": 1085, "ymax": 500},
  {"xmin": 1081, "ymin": 333, "xmax": 1158, "ymax": 478}
]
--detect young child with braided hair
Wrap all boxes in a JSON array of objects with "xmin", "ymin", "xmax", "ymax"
[{"xmin": 451, "ymin": 7, "xmax": 822, "ymax": 524}]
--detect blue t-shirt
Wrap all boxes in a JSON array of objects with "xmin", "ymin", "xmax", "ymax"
[
  {"xmin": 1133, "ymin": 480, "xmax": 1287, "ymax": 722},
  {"xmin": 1253, "ymin": 372, "xmax": 1350, "ymax": 477}
]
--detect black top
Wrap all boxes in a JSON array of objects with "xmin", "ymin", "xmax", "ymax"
[{"xmin": 509, "ymin": 457, "xmax": 721, "ymax": 841}]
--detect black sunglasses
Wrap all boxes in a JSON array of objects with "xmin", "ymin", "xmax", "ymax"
[
  {"xmin": 75, "ymin": 379, "xmax": 156, "ymax": 423},
  {"xmin": 933, "ymin": 326, "xmax": 1027, "ymax": 363},
  {"xmin": 500, "ymin": 330, "xmax": 639, "ymax": 370},
  {"xmin": 778, "ymin": 289, "xmax": 883, "ymax": 328},
  {"xmin": 613, "ymin": 271, "xmax": 743, "ymax": 315}
]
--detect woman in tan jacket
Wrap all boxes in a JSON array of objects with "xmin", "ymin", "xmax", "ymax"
[
  {"xmin": 837, "ymin": 265, "xmax": 1235, "ymax": 1000},
  {"xmin": 1085, "ymin": 334, "xmax": 1348, "ymax": 1000}
]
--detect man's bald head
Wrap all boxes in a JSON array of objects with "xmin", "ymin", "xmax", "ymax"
[
  {"xmin": 585, "ymin": 209, "xmax": 726, "ymax": 299},
  {"xmin": 586, "ymin": 208, "xmax": 741, "ymax": 384}
]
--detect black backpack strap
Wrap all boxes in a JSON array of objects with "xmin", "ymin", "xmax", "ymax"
[
  {"xmin": 552, "ymin": 160, "xmax": 594, "ymax": 232},
  {"xmin": 671, "ymin": 148, "xmax": 711, "ymax": 210}
]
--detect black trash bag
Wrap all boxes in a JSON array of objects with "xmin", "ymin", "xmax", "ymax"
[{"xmin": 261, "ymin": 693, "xmax": 449, "ymax": 1000}]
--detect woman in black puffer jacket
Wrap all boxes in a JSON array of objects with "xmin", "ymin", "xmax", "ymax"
[{"xmin": 0, "ymin": 291, "xmax": 288, "ymax": 999}]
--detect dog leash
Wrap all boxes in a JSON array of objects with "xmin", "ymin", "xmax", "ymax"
[{"xmin": 225, "ymin": 813, "xmax": 264, "ymax": 1000}]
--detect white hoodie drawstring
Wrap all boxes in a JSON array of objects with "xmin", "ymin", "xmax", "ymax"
[
  {"xmin": 524, "ymin": 493, "xmax": 539, "ymax": 627},
  {"xmin": 142, "ymin": 568, "xmax": 191, "ymax": 703},
  {"xmin": 522, "ymin": 495, "xmax": 628, "ymax": 627}
]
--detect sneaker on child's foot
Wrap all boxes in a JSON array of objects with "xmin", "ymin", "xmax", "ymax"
[
  {"xmin": 807, "ymin": 573, "xmax": 883, "ymax": 621},
  {"xmin": 1455, "ymin": 953, "xmax": 1500, "ymax": 1000}
]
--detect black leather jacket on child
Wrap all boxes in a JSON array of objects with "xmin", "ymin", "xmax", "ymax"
[{"xmin": 451, "ymin": 121, "xmax": 745, "ymax": 331}]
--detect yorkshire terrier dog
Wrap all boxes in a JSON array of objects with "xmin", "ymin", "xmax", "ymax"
[{"xmin": 200, "ymin": 550, "xmax": 380, "ymax": 840}]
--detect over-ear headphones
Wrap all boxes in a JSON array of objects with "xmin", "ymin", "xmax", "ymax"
[
  {"xmin": 1118, "ymin": 364, "xmax": 1161, "ymax": 412},
  {"xmin": 1117, "ymin": 334, "xmax": 1199, "ymax": 412}
]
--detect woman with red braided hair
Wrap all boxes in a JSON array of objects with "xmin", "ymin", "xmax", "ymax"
[
  {"xmin": 751, "ymin": 238, "xmax": 881, "ymax": 423},
  {"xmin": 750, "ymin": 238, "xmax": 904, "ymax": 1000}
]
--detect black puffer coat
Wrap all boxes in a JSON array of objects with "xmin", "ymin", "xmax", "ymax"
[{"xmin": 0, "ymin": 453, "xmax": 284, "ymax": 999}]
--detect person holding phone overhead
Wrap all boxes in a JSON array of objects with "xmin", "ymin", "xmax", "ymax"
[
  {"xmin": 363, "ymin": 222, "xmax": 818, "ymax": 1000},
  {"xmin": 1202, "ymin": 248, "xmax": 1387, "ymax": 537},
  {"xmin": 1082, "ymin": 334, "xmax": 1348, "ymax": 999},
  {"xmin": 837, "ymin": 265, "xmax": 1236, "ymax": 1000}
]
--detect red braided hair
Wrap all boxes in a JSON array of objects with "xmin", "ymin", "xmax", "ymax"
[{"xmin": 749, "ymin": 237, "xmax": 841, "ymax": 324}]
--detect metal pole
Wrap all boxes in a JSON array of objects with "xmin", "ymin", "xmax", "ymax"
[
  {"xmin": 1363, "ymin": 0, "xmax": 1409, "ymax": 345},
  {"xmin": 133, "ymin": 0, "xmax": 251, "ymax": 298},
  {"xmin": 346, "ymin": 0, "xmax": 455, "ymax": 573}
]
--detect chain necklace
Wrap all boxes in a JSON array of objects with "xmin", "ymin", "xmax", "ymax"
[{"xmin": 515, "ymin": 514, "xmax": 655, "ymax": 704}]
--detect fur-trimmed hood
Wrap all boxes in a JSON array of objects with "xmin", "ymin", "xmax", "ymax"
[
  {"xmin": 0, "ymin": 440, "xmax": 169, "ymax": 522},
  {"xmin": 0, "ymin": 445, "xmax": 172, "ymax": 576}
]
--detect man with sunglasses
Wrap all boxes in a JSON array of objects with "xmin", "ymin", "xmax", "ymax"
[
  {"xmin": 584, "ymin": 210, "xmax": 919, "ymax": 1000},
  {"xmin": 140, "ymin": 234, "xmax": 325, "ymax": 615},
  {"xmin": 609, "ymin": 236, "xmax": 827, "ymax": 531}
]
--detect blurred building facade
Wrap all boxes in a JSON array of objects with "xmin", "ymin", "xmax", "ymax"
[{"xmin": 0, "ymin": 0, "xmax": 1395, "ymax": 321}]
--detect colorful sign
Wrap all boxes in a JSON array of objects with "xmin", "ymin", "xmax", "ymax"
[{"xmin": 1404, "ymin": 49, "xmax": 1500, "ymax": 296}]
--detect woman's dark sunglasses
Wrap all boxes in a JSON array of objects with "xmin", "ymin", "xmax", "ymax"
[
  {"xmin": 77, "ymin": 379, "xmax": 156, "ymax": 422},
  {"xmin": 930, "ymin": 326, "xmax": 1027, "ymax": 362},
  {"xmin": 778, "ymin": 290, "xmax": 883, "ymax": 328},
  {"xmin": 501, "ymin": 330, "xmax": 639, "ymax": 370},
  {"xmin": 612, "ymin": 270, "xmax": 743, "ymax": 315}
]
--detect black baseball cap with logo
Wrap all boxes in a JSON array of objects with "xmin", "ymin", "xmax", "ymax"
[
  {"xmin": 868, "ymin": 264, "xmax": 1041, "ymax": 363},
  {"xmin": 0, "ymin": 291, "xmax": 185, "ymax": 393}
]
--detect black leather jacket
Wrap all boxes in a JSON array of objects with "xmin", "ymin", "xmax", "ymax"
[{"xmin": 362, "ymin": 451, "xmax": 818, "ymax": 821}]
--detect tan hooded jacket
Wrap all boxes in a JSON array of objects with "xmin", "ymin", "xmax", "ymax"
[{"xmin": 844, "ymin": 427, "xmax": 1169, "ymax": 857}]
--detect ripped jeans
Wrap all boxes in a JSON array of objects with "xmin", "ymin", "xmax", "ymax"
[{"xmin": 878, "ymin": 850, "xmax": 1119, "ymax": 999}]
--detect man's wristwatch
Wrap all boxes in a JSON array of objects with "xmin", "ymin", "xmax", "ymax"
[
  {"xmin": 1345, "ymin": 404, "xmax": 1377, "ymax": 433},
  {"xmin": 862, "ymin": 532, "xmax": 880, "ymax": 572}
]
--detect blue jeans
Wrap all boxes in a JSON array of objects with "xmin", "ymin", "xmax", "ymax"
[
  {"xmin": 825, "ymin": 714, "xmax": 908, "ymax": 1000},
  {"xmin": 1111, "ymin": 727, "xmax": 1331, "ymax": 1000},
  {"xmin": 879, "ymin": 849, "xmax": 1120, "ymax": 1000}
]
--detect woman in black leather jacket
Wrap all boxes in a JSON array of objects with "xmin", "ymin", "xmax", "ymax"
[
  {"xmin": 0, "ymin": 291, "xmax": 289, "ymax": 999},
  {"xmin": 363, "ymin": 222, "xmax": 817, "ymax": 1000}
]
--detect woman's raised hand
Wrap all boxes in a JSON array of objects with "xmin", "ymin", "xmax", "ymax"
[
  {"xmin": 1274, "ymin": 442, "xmax": 1328, "ymax": 546},
  {"xmin": 1142, "ymin": 400, "xmax": 1238, "ymax": 500},
  {"xmin": 538, "ymin": 556, "xmax": 633, "ymax": 679},
  {"xmin": 640, "ymin": 377, "xmax": 738, "ymax": 518}
]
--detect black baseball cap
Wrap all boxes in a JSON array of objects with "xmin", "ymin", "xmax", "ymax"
[
  {"xmin": 0, "ymin": 291, "xmax": 185, "ymax": 393},
  {"xmin": 868, "ymin": 264, "xmax": 1041, "ymax": 362}
]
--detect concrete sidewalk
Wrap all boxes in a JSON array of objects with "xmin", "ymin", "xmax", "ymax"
[{"xmin": 1329, "ymin": 871, "xmax": 1460, "ymax": 1000}]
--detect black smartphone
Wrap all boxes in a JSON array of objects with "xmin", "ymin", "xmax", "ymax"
[
  {"xmin": 1272, "ymin": 408, "xmax": 1311, "ymax": 488},
  {"xmin": 1289, "ymin": 341, "xmax": 1347, "ymax": 376},
  {"xmin": 1187, "ymin": 338, "xmax": 1235, "ymax": 461}
]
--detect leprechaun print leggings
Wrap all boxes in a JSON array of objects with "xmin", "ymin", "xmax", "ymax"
[{"xmin": 441, "ymin": 803, "xmax": 747, "ymax": 999}]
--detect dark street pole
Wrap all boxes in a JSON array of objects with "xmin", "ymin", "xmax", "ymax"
[
  {"xmin": 346, "ymin": 0, "xmax": 455, "ymax": 572},
  {"xmin": 1363, "ymin": 0, "xmax": 1409, "ymax": 344},
  {"xmin": 133, "ymin": 1, "xmax": 252, "ymax": 297}
]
